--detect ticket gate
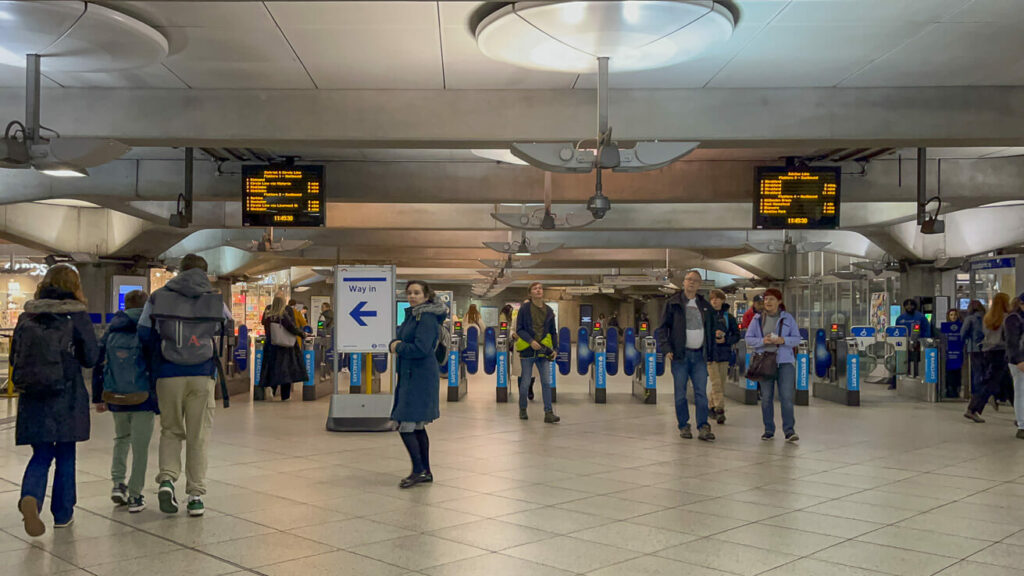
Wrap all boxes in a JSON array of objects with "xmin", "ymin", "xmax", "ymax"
[
  {"xmin": 447, "ymin": 321, "xmax": 468, "ymax": 402},
  {"xmin": 812, "ymin": 324, "xmax": 860, "ymax": 406},
  {"xmin": 727, "ymin": 339, "xmax": 759, "ymax": 405},
  {"xmin": 349, "ymin": 352, "xmax": 382, "ymax": 394},
  {"xmin": 631, "ymin": 321, "xmax": 658, "ymax": 404},
  {"xmin": 796, "ymin": 342, "xmax": 810, "ymax": 406},
  {"xmin": 588, "ymin": 322, "xmax": 608, "ymax": 403},
  {"xmin": 492, "ymin": 322, "xmax": 510, "ymax": 402},
  {"xmin": 885, "ymin": 325, "xmax": 909, "ymax": 378},
  {"xmin": 897, "ymin": 337, "xmax": 939, "ymax": 402},
  {"xmin": 938, "ymin": 321, "xmax": 964, "ymax": 400}
]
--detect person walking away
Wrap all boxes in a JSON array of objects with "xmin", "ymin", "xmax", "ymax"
[
  {"xmin": 657, "ymin": 270, "xmax": 717, "ymax": 441},
  {"xmin": 390, "ymin": 280, "xmax": 445, "ymax": 488},
  {"xmin": 261, "ymin": 296, "xmax": 308, "ymax": 401},
  {"xmin": 744, "ymin": 289, "xmax": 802, "ymax": 442},
  {"xmin": 964, "ymin": 292, "xmax": 1012, "ymax": 423},
  {"xmin": 500, "ymin": 304, "xmax": 522, "ymax": 394},
  {"xmin": 515, "ymin": 282, "xmax": 560, "ymax": 423},
  {"xmin": 317, "ymin": 302, "xmax": 334, "ymax": 337},
  {"xmin": 1003, "ymin": 293, "xmax": 1024, "ymax": 438},
  {"xmin": 138, "ymin": 254, "xmax": 233, "ymax": 517},
  {"xmin": 740, "ymin": 295, "xmax": 764, "ymax": 330},
  {"xmin": 708, "ymin": 289, "xmax": 740, "ymax": 424},
  {"xmin": 961, "ymin": 300, "xmax": 986, "ymax": 405},
  {"xmin": 944, "ymin": 309, "xmax": 964, "ymax": 398},
  {"xmin": 92, "ymin": 290, "xmax": 157, "ymax": 513},
  {"xmin": 12, "ymin": 264, "xmax": 98, "ymax": 536}
]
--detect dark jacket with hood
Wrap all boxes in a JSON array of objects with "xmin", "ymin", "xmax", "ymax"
[
  {"xmin": 91, "ymin": 308, "xmax": 159, "ymax": 413},
  {"xmin": 710, "ymin": 303, "xmax": 741, "ymax": 363},
  {"xmin": 390, "ymin": 300, "xmax": 446, "ymax": 423},
  {"xmin": 1005, "ymin": 308, "xmax": 1024, "ymax": 366},
  {"xmin": 15, "ymin": 287, "xmax": 99, "ymax": 446},
  {"xmin": 961, "ymin": 311, "xmax": 985, "ymax": 353},
  {"xmin": 514, "ymin": 300, "xmax": 558, "ymax": 359},
  {"xmin": 138, "ymin": 268, "xmax": 233, "ymax": 379},
  {"xmin": 260, "ymin": 305, "xmax": 308, "ymax": 390},
  {"xmin": 657, "ymin": 291, "xmax": 716, "ymax": 361}
]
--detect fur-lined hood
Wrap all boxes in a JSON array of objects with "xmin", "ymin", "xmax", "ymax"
[
  {"xmin": 410, "ymin": 300, "xmax": 447, "ymax": 321},
  {"xmin": 24, "ymin": 298, "xmax": 87, "ymax": 314}
]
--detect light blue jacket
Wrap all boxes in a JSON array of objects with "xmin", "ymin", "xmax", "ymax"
[{"xmin": 744, "ymin": 311, "xmax": 802, "ymax": 365}]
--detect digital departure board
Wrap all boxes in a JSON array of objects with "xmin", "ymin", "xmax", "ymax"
[
  {"xmin": 754, "ymin": 166, "xmax": 840, "ymax": 230},
  {"xmin": 242, "ymin": 165, "xmax": 325, "ymax": 227}
]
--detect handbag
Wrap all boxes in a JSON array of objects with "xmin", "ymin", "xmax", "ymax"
[
  {"xmin": 745, "ymin": 314, "xmax": 779, "ymax": 382},
  {"xmin": 269, "ymin": 320, "xmax": 296, "ymax": 347}
]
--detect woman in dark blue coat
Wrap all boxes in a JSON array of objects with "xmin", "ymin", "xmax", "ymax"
[
  {"xmin": 13, "ymin": 264, "xmax": 99, "ymax": 536},
  {"xmin": 389, "ymin": 280, "xmax": 446, "ymax": 488}
]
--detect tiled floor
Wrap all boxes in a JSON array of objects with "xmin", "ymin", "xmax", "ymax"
[{"xmin": 1, "ymin": 375, "xmax": 1024, "ymax": 575}]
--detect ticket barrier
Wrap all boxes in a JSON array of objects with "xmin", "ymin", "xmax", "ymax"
[
  {"xmin": 885, "ymin": 326, "xmax": 909, "ymax": 380},
  {"xmin": 726, "ymin": 339, "xmax": 759, "ymax": 405},
  {"xmin": 897, "ymin": 338, "xmax": 939, "ymax": 402},
  {"xmin": 348, "ymin": 352, "xmax": 382, "ymax": 394},
  {"xmin": 252, "ymin": 336, "xmax": 266, "ymax": 400},
  {"xmin": 588, "ymin": 322, "xmax": 608, "ymax": 403},
  {"xmin": 630, "ymin": 321, "xmax": 658, "ymax": 404},
  {"xmin": 938, "ymin": 321, "xmax": 964, "ymax": 401},
  {"xmin": 796, "ymin": 342, "xmax": 810, "ymax": 406},
  {"xmin": 812, "ymin": 324, "xmax": 860, "ymax": 406},
  {"xmin": 302, "ymin": 336, "xmax": 333, "ymax": 401},
  {"xmin": 446, "ymin": 322, "xmax": 469, "ymax": 402}
]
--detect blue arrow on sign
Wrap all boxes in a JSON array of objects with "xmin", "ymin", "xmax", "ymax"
[{"xmin": 349, "ymin": 301, "xmax": 377, "ymax": 326}]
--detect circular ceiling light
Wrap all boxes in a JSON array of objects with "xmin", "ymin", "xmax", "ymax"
[{"xmin": 476, "ymin": 1, "xmax": 735, "ymax": 74}]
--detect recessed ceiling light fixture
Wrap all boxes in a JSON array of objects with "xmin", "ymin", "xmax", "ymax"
[{"xmin": 476, "ymin": 1, "xmax": 735, "ymax": 74}]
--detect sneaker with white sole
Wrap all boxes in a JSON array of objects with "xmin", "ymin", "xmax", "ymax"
[
  {"xmin": 110, "ymin": 482, "xmax": 128, "ymax": 506},
  {"xmin": 187, "ymin": 495, "xmax": 205, "ymax": 517},
  {"xmin": 158, "ymin": 481, "xmax": 178, "ymax": 514},
  {"xmin": 127, "ymin": 495, "xmax": 146, "ymax": 513},
  {"xmin": 54, "ymin": 517, "xmax": 74, "ymax": 528}
]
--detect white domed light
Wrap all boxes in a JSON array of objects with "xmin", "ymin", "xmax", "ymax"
[{"xmin": 476, "ymin": 1, "xmax": 735, "ymax": 74}]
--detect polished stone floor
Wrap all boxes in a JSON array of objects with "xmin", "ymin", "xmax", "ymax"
[{"xmin": 1, "ymin": 374, "xmax": 1023, "ymax": 576}]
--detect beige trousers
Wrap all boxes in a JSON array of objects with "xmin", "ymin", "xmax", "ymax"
[
  {"xmin": 708, "ymin": 361, "xmax": 729, "ymax": 412},
  {"xmin": 155, "ymin": 376, "xmax": 215, "ymax": 496}
]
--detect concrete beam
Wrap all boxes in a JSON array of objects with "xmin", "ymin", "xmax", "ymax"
[{"xmin": 4, "ymin": 87, "xmax": 1024, "ymax": 147}]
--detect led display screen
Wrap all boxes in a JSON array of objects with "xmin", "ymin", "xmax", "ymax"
[
  {"xmin": 242, "ymin": 165, "xmax": 325, "ymax": 227},
  {"xmin": 754, "ymin": 166, "xmax": 840, "ymax": 230}
]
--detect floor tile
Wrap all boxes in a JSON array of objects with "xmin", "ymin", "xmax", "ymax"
[
  {"xmin": 970, "ymin": 543, "xmax": 1024, "ymax": 570},
  {"xmin": 259, "ymin": 549, "xmax": 408, "ymax": 576},
  {"xmin": 724, "ymin": 488, "xmax": 828, "ymax": 510},
  {"xmin": 196, "ymin": 532, "xmax": 335, "ymax": 568},
  {"xmin": 503, "ymin": 535, "xmax": 640, "ymax": 573},
  {"xmin": 427, "ymin": 518, "xmax": 554, "ymax": 551},
  {"xmin": 657, "ymin": 537, "xmax": 799, "ymax": 576},
  {"xmin": 288, "ymin": 518, "xmax": 415, "ymax": 549},
  {"xmin": 761, "ymin": 511, "xmax": 884, "ymax": 539},
  {"xmin": 236, "ymin": 504, "xmax": 350, "ymax": 531},
  {"xmin": 45, "ymin": 530, "xmax": 181, "ymax": 567},
  {"xmin": 435, "ymin": 494, "xmax": 541, "ymax": 517},
  {"xmin": 348, "ymin": 534, "xmax": 487, "ymax": 571},
  {"xmin": 713, "ymin": 522, "xmax": 844, "ymax": 556},
  {"xmin": 87, "ymin": 549, "xmax": 238, "ymax": 576},
  {"xmin": 898, "ymin": 511, "xmax": 1020, "ymax": 541},
  {"xmin": 839, "ymin": 489, "xmax": 950, "ymax": 512},
  {"xmin": 421, "ymin": 552, "xmax": 575, "ymax": 576},
  {"xmin": 494, "ymin": 484, "xmax": 592, "ymax": 505},
  {"xmin": 610, "ymin": 486, "xmax": 710, "ymax": 507},
  {"xmin": 498, "ymin": 505, "xmax": 612, "ymax": 534},
  {"xmin": 571, "ymin": 520, "xmax": 698, "ymax": 554},
  {"xmin": 544, "ymin": 476, "xmax": 644, "ymax": 495},
  {"xmin": 320, "ymin": 493, "xmax": 418, "ymax": 516},
  {"xmin": 812, "ymin": 540, "xmax": 958, "ymax": 576},
  {"xmin": 556, "ymin": 495, "xmax": 665, "ymax": 520},
  {"xmin": 857, "ymin": 525, "xmax": 992, "ymax": 558},
  {"xmin": 759, "ymin": 558, "xmax": 890, "ymax": 576},
  {"xmin": 630, "ymin": 507, "xmax": 747, "ymax": 537},
  {"xmin": 586, "ymin": 555, "xmax": 736, "ymax": 576},
  {"xmin": 803, "ymin": 500, "xmax": 917, "ymax": 524},
  {"xmin": 0, "ymin": 546, "xmax": 81, "ymax": 574},
  {"xmin": 935, "ymin": 561, "xmax": 1024, "ymax": 576},
  {"xmin": 368, "ymin": 505, "xmax": 482, "ymax": 532},
  {"xmin": 136, "ymin": 515, "xmax": 276, "ymax": 547},
  {"xmin": 682, "ymin": 498, "xmax": 791, "ymax": 522}
]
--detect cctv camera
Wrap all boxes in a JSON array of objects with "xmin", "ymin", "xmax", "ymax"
[{"xmin": 587, "ymin": 192, "xmax": 611, "ymax": 219}]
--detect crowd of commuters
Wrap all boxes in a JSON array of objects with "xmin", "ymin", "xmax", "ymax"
[{"xmin": 15, "ymin": 260, "xmax": 1024, "ymax": 532}]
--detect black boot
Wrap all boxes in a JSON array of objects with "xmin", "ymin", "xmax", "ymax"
[{"xmin": 528, "ymin": 377, "xmax": 535, "ymax": 400}]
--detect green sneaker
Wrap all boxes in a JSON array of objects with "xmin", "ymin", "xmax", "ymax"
[
  {"xmin": 158, "ymin": 481, "xmax": 178, "ymax": 514},
  {"xmin": 187, "ymin": 495, "xmax": 205, "ymax": 517}
]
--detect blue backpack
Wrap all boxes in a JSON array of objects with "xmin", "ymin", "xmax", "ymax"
[{"xmin": 102, "ymin": 329, "xmax": 150, "ymax": 405}]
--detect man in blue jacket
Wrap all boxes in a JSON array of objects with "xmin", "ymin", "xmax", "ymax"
[
  {"xmin": 895, "ymin": 298, "xmax": 931, "ymax": 380},
  {"xmin": 657, "ymin": 270, "xmax": 717, "ymax": 441},
  {"xmin": 138, "ymin": 254, "xmax": 233, "ymax": 517},
  {"xmin": 515, "ymin": 282, "xmax": 560, "ymax": 423}
]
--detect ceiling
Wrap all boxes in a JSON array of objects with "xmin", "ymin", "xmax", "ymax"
[
  {"xmin": 2, "ymin": 1, "xmax": 1024, "ymax": 291},
  {"xmin": 2, "ymin": 1, "xmax": 1024, "ymax": 90}
]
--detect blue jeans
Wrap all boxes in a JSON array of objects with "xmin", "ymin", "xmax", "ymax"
[
  {"xmin": 671, "ymin": 350, "xmax": 709, "ymax": 429},
  {"xmin": 761, "ymin": 362, "xmax": 796, "ymax": 436},
  {"xmin": 520, "ymin": 356, "xmax": 553, "ymax": 412},
  {"xmin": 21, "ymin": 442, "xmax": 76, "ymax": 524}
]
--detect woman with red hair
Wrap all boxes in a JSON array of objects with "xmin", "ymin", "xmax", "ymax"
[{"xmin": 744, "ymin": 288, "xmax": 802, "ymax": 442}]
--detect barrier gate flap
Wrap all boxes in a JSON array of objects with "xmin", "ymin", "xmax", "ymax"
[
  {"xmin": 483, "ymin": 327, "xmax": 496, "ymax": 375},
  {"xmin": 372, "ymin": 352, "xmax": 388, "ymax": 373},
  {"xmin": 605, "ymin": 327, "xmax": 619, "ymax": 376},
  {"xmin": 623, "ymin": 327, "xmax": 638, "ymax": 376},
  {"xmin": 577, "ymin": 327, "xmax": 592, "ymax": 375},
  {"xmin": 464, "ymin": 326, "xmax": 479, "ymax": 374},
  {"xmin": 557, "ymin": 327, "xmax": 572, "ymax": 376},
  {"xmin": 813, "ymin": 329, "xmax": 830, "ymax": 378}
]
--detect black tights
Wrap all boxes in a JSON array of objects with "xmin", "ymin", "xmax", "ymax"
[{"xmin": 399, "ymin": 428, "xmax": 430, "ymax": 475}]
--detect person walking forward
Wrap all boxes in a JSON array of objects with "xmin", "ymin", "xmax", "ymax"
[
  {"xmin": 515, "ymin": 282, "xmax": 560, "ymax": 423},
  {"xmin": 657, "ymin": 270, "xmax": 717, "ymax": 441}
]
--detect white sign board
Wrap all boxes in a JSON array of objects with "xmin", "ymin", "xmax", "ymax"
[
  {"xmin": 334, "ymin": 265, "xmax": 395, "ymax": 353},
  {"xmin": 602, "ymin": 275, "xmax": 667, "ymax": 286},
  {"xmin": 565, "ymin": 286, "xmax": 601, "ymax": 296}
]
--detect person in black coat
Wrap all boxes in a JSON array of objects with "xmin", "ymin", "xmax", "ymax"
[
  {"xmin": 390, "ymin": 280, "xmax": 445, "ymax": 489},
  {"xmin": 13, "ymin": 264, "xmax": 99, "ymax": 536},
  {"xmin": 707, "ymin": 289, "xmax": 740, "ymax": 424},
  {"xmin": 260, "ymin": 296, "xmax": 308, "ymax": 401}
]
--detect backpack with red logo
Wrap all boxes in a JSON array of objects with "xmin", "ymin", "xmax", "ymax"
[{"xmin": 148, "ymin": 289, "xmax": 225, "ymax": 366}]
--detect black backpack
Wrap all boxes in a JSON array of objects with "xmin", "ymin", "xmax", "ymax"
[{"xmin": 11, "ymin": 312, "xmax": 75, "ymax": 397}]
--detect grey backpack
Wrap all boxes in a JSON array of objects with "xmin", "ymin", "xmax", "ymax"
[{"xmin": 149, "ymin": 290, "xmax": 225, "ymax": 366}]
